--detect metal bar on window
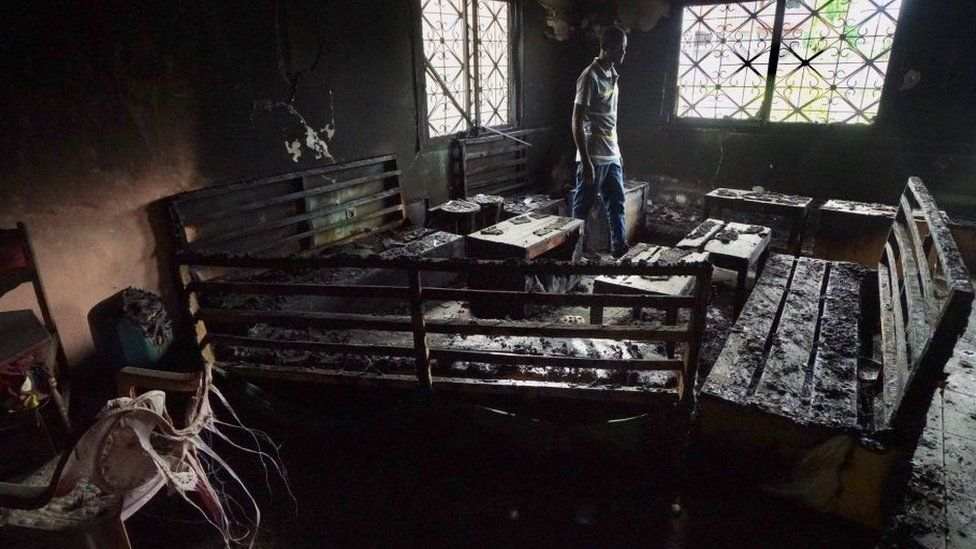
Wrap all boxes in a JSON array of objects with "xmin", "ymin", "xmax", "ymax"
[
  {"xmin": 759, "ymin": 0, "xmax": 787, "ymax": 121},
  {"xmin": 471, "ymin": 0, "xmax": 481, "ymax": 128}
]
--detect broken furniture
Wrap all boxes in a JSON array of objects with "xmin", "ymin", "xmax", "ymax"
[
  {"xmin": 0, "ymin": 223, "xmax": 70, "ymax": 475},
  {"xmin": 1, "ymin": 363, "xmax": 279, "ymax": 548},
  {"xmin": 703, "ymin": 188, "xmax": 812, "ymax": 255},
  {"xmin": 451, "ymin": 129, "xmax": 567, "ymax": 218},
  {"xmin": 177, "ymin": 251, "xmax": 712, "ymax": 411},
  {"xmin": 89, "ymin": 288, "xmax": 175, "ymax": 371},
  {"xmin": 466, "ymin": 213, "xmax": 584, "ymax": 318},
  {"xmin": 698, "ymin": 178, "xmax": 974, "ymax": 528},
  {"xmin": 591, "ymin": 244, "xmax": 710, "ymax": 358},
  {"xmin": 427, "ymin": 199, "xmax": 481, "ymax": 235},
  {"xmin": 470, "ymin": 193, "xmax": 504, "ymax": 229},
  {"xmin": 168, "ymin": 154, "xmax": 408, "ymax": 256},
  {"xmin": 813, "ymin": 199, "xmax": 898, "ymax": 266},
  {"xmin": 677, "ymin": 218, "xmax": 772, "ymax": 316},
  {"xmin": 167, "ymin": 155, "xmax": 465, "ymax": 314}
]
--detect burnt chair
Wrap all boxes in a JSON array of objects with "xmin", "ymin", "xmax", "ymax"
[{"xmin": 0, "ymin": 222, "xmax": 70, "ymax": 439}]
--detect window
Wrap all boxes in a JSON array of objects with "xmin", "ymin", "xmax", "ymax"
[
  {"xmin": 676, "ymin": 0, "xmax": 904, "ymax": 124},
  {"xmin": 420, "ymin": 0, "xmax": 514, "ymax": 138}
]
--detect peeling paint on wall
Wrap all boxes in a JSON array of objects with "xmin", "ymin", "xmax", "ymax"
[
  {"xmin": 256, "ymin": 100, "xmax": 334, "ymax": 161},
  {"xmin": 285, "ymin": 139, "xmax": 302, "ymax": 162}
]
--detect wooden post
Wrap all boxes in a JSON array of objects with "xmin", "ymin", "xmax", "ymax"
[
  {"xmin": 178, "ymin": 263, "xmax": 215, "ymax": 365},
  {"xmin": 408, "ymin": 267, "xmax": 432, "ymax": 392},
  {"xmin": 682, "ymin": 264, "xmax": 712, "ymax": 409}
]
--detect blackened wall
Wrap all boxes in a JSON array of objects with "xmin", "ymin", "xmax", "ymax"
[
  {"xmin": 605, "ymin": 0, "xmax": 976, "ymax": 205},
  {"xmin": 0, "ymin": 0, "xmax": 573, "ymax": 365}
]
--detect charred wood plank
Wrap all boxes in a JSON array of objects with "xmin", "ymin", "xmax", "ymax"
[
  {"xmin": 701, "ymin": 253, "xmax": 795, "ymax": 404},
  {"xmin": 807, "ymin": 261, "xmax": 862, "ymax": 431},
  {"xmin": 750, "ymin": 256, "xmax": 827, "ymax": 419}
]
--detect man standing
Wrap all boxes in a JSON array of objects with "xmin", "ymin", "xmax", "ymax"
[{"xmin": 571, "ymin": 26, "xmax": 629, "ymax": 259}]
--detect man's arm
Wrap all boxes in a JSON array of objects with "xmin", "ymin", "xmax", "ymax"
[{"xmin": 572, "ymin": 102, "xmax": 594, "ymax": 185}]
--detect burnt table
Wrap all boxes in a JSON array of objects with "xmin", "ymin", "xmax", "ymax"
[
  {"xmin": 466, "ymin": 213, "xmax": 584, "ymax": 317},
  {"xmin": 678, "ymin": 218, "xmax": 772, "ymax": 316},
  {"xmin": 703, "ymin": 188, "xmax": 811, "ymax": 255}
]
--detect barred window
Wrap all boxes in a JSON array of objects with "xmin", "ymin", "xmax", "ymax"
[
  {"xmin": 420, "ymin": 0, "xmax": 513, "ymax": 138},
  {"xmin": 677, "ymin": 0, "xmax": 904, "ymax": 124}
]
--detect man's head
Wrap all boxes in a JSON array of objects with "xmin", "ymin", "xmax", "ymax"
[{"xmin": 599, "ymin": 26, "xmax": 627, "ymax": 66}]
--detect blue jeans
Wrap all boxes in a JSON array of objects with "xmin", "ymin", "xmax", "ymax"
[{"xmin": 571, "ymin": 162, "xmax": 627, "ymax": 253}]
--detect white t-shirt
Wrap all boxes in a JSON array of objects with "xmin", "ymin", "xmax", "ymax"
[{"xmin": 574, "ymin": 58, "xmax": 620, "ymax": 165}]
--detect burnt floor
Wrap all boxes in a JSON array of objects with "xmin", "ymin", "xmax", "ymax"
[
  {"xmin": 115, "ymin": 283, "xmax": 873, "ymax": 549},
  {"xmin": 120, "ymin": 385, "xmax": 875, "ymax": 549}
]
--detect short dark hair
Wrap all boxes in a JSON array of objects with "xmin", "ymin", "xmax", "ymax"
[{"xmin": 600, "ymin": 26, "xmax": 626, "ymax": 49}]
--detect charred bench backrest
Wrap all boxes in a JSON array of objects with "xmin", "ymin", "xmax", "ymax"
[
  {"xmin": 452, "ymin": 129, "xmax": 547, "ymax": 199},
  {"xmin": 176, "ymin": 253, "xmax": 712, "ymax": 406},
  {"xmin": 876, "ymin": 177, "xmax": 974, "ymax": 431},
  {"xmin": 168, "ymin": 155, "xmax": 404, "ymax": 256}
]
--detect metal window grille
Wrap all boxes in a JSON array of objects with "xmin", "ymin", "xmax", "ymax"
[
  {"xmin": 677, "ymin": 0, "xmax": 904, "ymax": 124},
  {"xmin": 421, "ymin": 0, "xmax": 512, "ymax": 138}
]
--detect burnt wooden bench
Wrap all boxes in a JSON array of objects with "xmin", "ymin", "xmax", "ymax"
[
  {"xmin": 176, "ymin": 251, "xmax": 712, "ymax": 412},
  {"xmin": 168, "ymin": 155, "xmax": 409, "ymax": 256},
  {"xmin": 703, "ymin": 188, "xmax": 813, "ymax": 255},
  {"xmin": 677, "ymin": 219, "xmax": 771, "ymax": 316},
  {"xmin": 451, "ymin": 129, "xmax": 565, "ymax": 220},
  {"xmin": 166, "ymin": 155, "xmax": 464, "ymax": 314},
  {"xmin": 698, "ymin": 178, "xmax": 974, "ymax": 528}
]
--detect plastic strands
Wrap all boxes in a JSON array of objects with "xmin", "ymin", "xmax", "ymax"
[{"xmin": 55, "ymin": 370, "xmax": 290, "ymax": 547}]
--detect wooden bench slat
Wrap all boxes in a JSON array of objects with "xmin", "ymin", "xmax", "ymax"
[
  {"xmin": 464, "ymin": 143, "xmax": 526, "ymax": 160},
  {"xmin": 701, "ymin": 254, "xmax": 795, "ymax": 403},
  {"xmin": 429, "ymin": 349, "xmax": 682, "ymax": 371},
  {"xmin": 750, "ymin": 257, "xmax": 827, "ymax": 419},
  {"xmin": 243, "ymin": 205, "xmax": 405, "ymax": 254},
  {"xmin": 483, "ymin": 181, "xmax": 533, "ymax": 196},
  {"xmin": 900, "ymin": 195, "xmax": 936, "ymax": 302},
  {"xmin": 468, "ymin": 171, "xmax": 529, "ymax": 190},
  {"xmin": 216, "ymin": 362, "xmax": 676, "ymax": 405},
  {"xmin": 465, "ymin": 156, "xmax": 527, "ymax": 176},
  {"xmin": 190, "ymin": 187, "xmax": 401, "ymax": 248},
  {"xmin": 877, "ymin": 261, "xmax": 900, "ymax": 426},
  {"xmin": 880, "ymin": 244, "xmax": 910, "ymax": 425},
  {"xmin": 807, "ymin": 262, "xmax": 862, "ymax": 431},
  {"xmin": 891, "ymin": 221, "xmax": 932, "ymax": 363},
  {"xmin": 185, "ymin": 170, "xmax": 401, "ymax": 225},
  {"xmin": 169, "ymin": 154, "xmax": 398, "ymax": 205},
  {"xmin": 908, "ymin": 177, "xmax": 974, "ymax": 295},
  {"xmin": 206, "ymin": 334, "xmax": 416, "ymax": 357}
]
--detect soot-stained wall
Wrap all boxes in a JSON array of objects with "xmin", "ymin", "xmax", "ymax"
[
  {"xmin": 0, "ymin": 1, "xmax": 571, "ymax": 366},
  {"xmin": 553, "ymin": 0, "xmax": 976, "ymax": 206}
]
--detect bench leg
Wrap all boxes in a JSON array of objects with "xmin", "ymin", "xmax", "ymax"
[{"xmin": 665, "ymin": 309, "xmax": 677, "ymax": 359}]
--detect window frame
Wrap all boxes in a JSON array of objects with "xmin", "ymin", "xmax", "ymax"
[
  {"xmin": 666, "ymin": 0, "xmax": 908, "ymax": 129},
  {"xmin": 412, "ymin": 0, "xmax": 523, "ymax": 150}
]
